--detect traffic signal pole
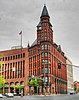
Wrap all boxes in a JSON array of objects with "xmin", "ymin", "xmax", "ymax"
[
  {"xmin": 52, "ymin": 52, "xmax": 79, "ymax": 69},
  {"xmin": 60, "ymin": 63, "xmax": 79, "ymax": 68}
]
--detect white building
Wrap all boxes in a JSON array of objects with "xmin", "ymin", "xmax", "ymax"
[{"xmin": 66, "ymin": 58, "xmax": 74, "ymax": 94}]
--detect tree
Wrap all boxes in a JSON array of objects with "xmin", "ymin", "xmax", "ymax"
[
  {"xmin": 0, "ymin": 54, "xmax": 6, "ymax": 93},
  {"xmin": 28, "ymin": 77, "xmax": 41, "ymax": 94},
  {"xmin": 0, "ymin": 76, "xmax": 6, "ymax": 92},
  {"xmin": 13, "ymin": 85, "xmax": 24, "ymax": 94},
  {"xmin": 14, "ymin": 85, "xmax": 24, "ymax": 90}
]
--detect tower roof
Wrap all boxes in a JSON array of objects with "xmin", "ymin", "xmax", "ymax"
[
  {"xmin": 37, "ymin": 22, "xmax": 41, "ymax": 27},
  {"xmin": 41, "ymin": 4, "xmax": 49, "ymax": 17},
  {"xmin": 31, "ymin": 39, "xmax": 37, "ymax": 47}
]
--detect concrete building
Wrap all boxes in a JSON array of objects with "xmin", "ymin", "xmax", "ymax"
[
  {"xmin": 66, "ymin": 58, "xmax": 74, "ymax": 94},
  {"xmin": 0, "ymin": 5, "xmax": 67, "ymax": 95}
]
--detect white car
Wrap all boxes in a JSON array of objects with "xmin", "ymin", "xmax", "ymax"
[
  {"xmin": 6, "ymin": 93, "xmax": 14, "ymax": 97},
  {"xmin": 0, "ymin": 94, "xmax": 4, "ymax": 98}
]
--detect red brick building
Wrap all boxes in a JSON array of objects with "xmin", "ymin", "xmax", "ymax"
[
  {"xmin": 28, "ymin": 5, "xmax": 67, "ymax": 94},
  {"xmin": 0, "ymin": 48, "xmax": 29, "ymax": 95},
  {"xmin": 0, "ymin": 5, "xmax": 67, "ymax": 95}
]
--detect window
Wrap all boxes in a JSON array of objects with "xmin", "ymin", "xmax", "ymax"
[
  {"xmin": 42, "ymin": 45, "xmax": 44, "ymax": 50},
  {"xmin": 3, "ymin": 57, "xmax": 4, "ymax": 61},
  {"xmin": 48, "ymin": 45, "xmax": 50, "ymax": 50},
  {"xmin": 18, "ymin": 54, "xmax": 20, "ymax": 59},
  {"xmin": 13, "ymin": 56, "xmax": 15, "ymax": 60},
  {"xmin": 42, "ymin": 68, "xmax": 50, "ymax": 74},
  {"xmin": 44, "ymin": 32, "xmax": 46, "ymax": 35},
  {"xmin": 45, "ymin": 45, "xmax": 48, "ymax": 50},
  {"xmin": 16, "ymin": 55, "xmax": 17, "ymax": 59},
  {"xmin": 45, "ymin": 52, "xmax": 48, "ymax": 57},
  {"xmin": 48, "ymin": 37, "xmax": 49, "ymax": 40},
  {"xmin": 33, "ymin": 62, "xmax": 36, "ymax": 68},
  {"xmin": 33, "ymin": 56, "xmax": 36, "ymax": 61},
  {"xmin": 42, "ymin": 52, "xmax": 49, "ymax": 57},
  {"xmin": 45, "ymin": 77, "xmax": 48, "ymax": 82},
  {"xmin": 42, "ymin": 44, "xmax": 50, "ymax": 50},
  {"xmin": 21, "ymin": 54, "xmax": 22, "ymax": 58},
  {"xmin": 11, "ymin": 56, "xmax": 12, "ymax": 60},
  {"xmin": 42, "ymin": 53, "xmax": 44, "ymax": 57},
  {"xmin": 23, "ymin": 53, "xmax": 25, "ymax": 57},
  {"xmin": 43, "ymin": 76, "xmax": 49, "ymax": 82},
  {"xmin": 45, "ymin": 37, "xmax": 47, "ymax": 40},
  {"xmin": 42, "ymin": 60, "xmax": 50, "ymax": 65},
  {"xmin": 8, "ymin": 57, "xmax": 10, "ymax": 61},
  {"xmin": 5, "ymin": 57, "xmax": 7, "ymax": 61}
]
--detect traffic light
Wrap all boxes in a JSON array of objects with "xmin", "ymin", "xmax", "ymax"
[{"xmin": 58, "ymin": 63, "xmax": 61, "ymax": 69}]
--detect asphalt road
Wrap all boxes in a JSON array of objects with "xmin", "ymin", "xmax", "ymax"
[{"xmin": 1, "ymin": 94, "xmax": 79, "ymax": 100}]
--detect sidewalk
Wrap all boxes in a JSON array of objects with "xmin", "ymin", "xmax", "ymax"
[{"xmin": 31, "ymin": 93, "xmax": 68, "ymax": 97}]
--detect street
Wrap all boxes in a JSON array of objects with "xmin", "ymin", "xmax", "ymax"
[{"xmin": 0, "ymin": 94, "xmax": 79, "ymax": 100}]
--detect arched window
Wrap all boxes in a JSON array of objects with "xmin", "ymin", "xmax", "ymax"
[
  {"xmin": 10, "ymin": 82, "xmax": 14, "ymax": 86},
  {"xmin": 15, "ymin": 81, "xmax": 19, "ymax": 86},
  {"xmin": 20, "ymin": 81, "xmax": 24, "ymax": 85}
]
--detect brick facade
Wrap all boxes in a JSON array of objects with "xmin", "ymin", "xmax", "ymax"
[
  {"xmin": 0, "ymin": 48, "xmax": 29, "ymax": 95},
  {"xmin": 28, "ymin": 5, "xmax": 67, "ymax": 94},
  {"xmin": 0, "ymin": 5, "xmax": 67, "ymax": 95}
]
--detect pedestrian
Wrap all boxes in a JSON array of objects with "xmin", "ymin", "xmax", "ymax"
[{"xmin": 56, "ymin": 91, "xmax": 57, "ymax": 94}]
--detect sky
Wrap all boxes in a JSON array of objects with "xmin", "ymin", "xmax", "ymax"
[{"xmin": 0, "ymin": 0, "xmax": 79, "ymax": 81}]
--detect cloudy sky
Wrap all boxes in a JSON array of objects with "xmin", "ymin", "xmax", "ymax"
[{"xmin": 0, "ymin": 0, "xmax": 79, "ymax": 81}]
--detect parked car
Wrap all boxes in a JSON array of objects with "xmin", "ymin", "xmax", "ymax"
[
  {"xmin": 0, "ymin": 94, "xmax": 4, "ymax": 98},
  {"xmin": 13, "ymin": 93, "xmax": 17, "ymax": 96},
  {"xmin": 6, "ymin": 93, "xmax": 14, "ymax": 97},
  {"xmin": 68, "ymin": 88, "xmax": 75, "ymax": 95},
  {"xmin": 13, "ymin": 92, "xmax": 21, "ymax": 96}
]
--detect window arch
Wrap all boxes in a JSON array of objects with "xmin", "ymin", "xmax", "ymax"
[{"xmin": 20, "ymin": 81, "xmax": 24, "ymax": 85}]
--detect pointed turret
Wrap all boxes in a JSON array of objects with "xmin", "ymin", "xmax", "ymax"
[{"xmin": 41, "ymin": 4, "xmax": 49, "ymax": 17}]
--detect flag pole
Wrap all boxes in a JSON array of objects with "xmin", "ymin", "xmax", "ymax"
[
  {"xmin": 21, "ymin": 31, "xmax": 22, "ymax": 48},
  {"xmin": 19, "ymin": 31, "xmax": 22, "ymax": 49}
]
